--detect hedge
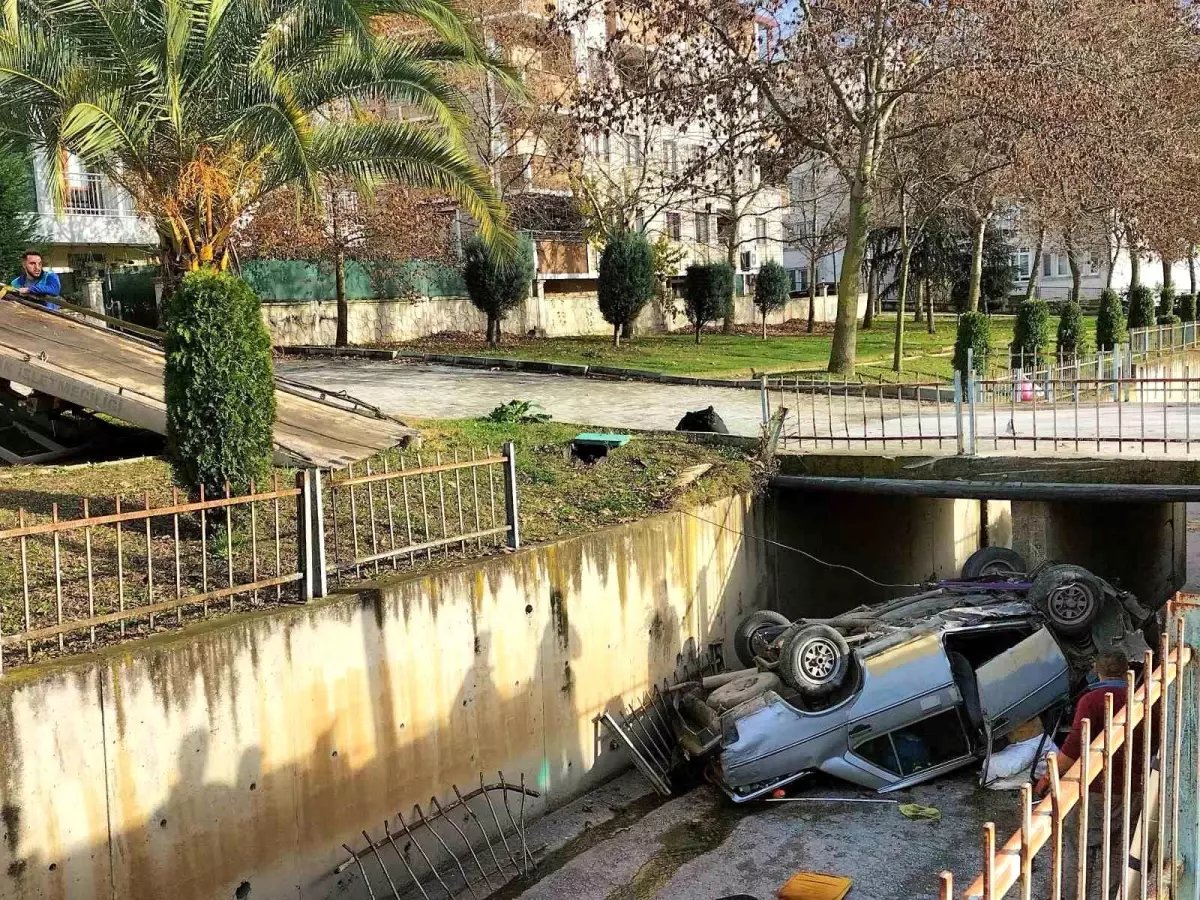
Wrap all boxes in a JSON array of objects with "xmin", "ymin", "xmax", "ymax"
[
  {"xmin": 953, "ymin": 311, "xmax": 990, "ymax": 377},
  {"xmin": 164, "ymin": 270, "xmax": 275, "ymax": 497},
  {"xmin": 1096, "ymin": 288, "xmax": 1128, "ymax": 349}
]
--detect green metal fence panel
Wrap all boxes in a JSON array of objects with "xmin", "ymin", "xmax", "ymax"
[{"xmin": 242, "ymin": 259, "xmax": 466, "ymax": 302}]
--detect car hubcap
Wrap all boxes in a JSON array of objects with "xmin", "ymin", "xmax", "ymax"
[
  {"xmin": 1049, "ymin": 583, "xmax": 1093, "ymax": 622},
  {"xmin": 801, "ymin": 638, "xmax": 839, "ymax": 682}
]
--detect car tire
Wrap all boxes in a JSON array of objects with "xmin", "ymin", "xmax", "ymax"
[
  {"xmin": 707, "ymin": 671, "xmax": 783, "ymax": 712},
  {"xmin": 778, "ymin": 624, "xmax": 852, "ymax": 699},
  {"xmin": 733, "ymin": 610, "xmax": 791, "ymax": 668},
  {"xmin": 1030, "ymin": 564, "xmax": 1105, "ymax": 637},
  {"xmin": 961, "ymin": 547, "xmax": 1028, "ymax": 578}
]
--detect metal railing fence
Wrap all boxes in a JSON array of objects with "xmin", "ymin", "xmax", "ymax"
[
  {"xmin": 323, "ymin": 444, "xmax": 518, "ymax": 585},
  {"xmin": 0, "ymin": 443, "xmax": 521, "ymax": 672},
  {"xmin": 937, "ymin": 616, "xmax": 1193, "ymax": 900},
  {"xmin": 763, "ymin": 360, "xmax": 1200, "ymax": 456},
  {"xmin": 1130, "ymin": 320, "xmax": 1200, "ymax": 356},
  {"xmin": 0, "ymin": 476, "xmax": 305, "ymax": 672}
]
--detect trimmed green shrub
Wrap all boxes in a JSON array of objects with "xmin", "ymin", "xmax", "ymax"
[
  {"xmin": 1157, "ymin": 313, "xmax": 1182, "ymax": 326},
  {"xmin": 463, "ymin": 233, "xmax": 535, "ymax": 347},
  {"xmin": 684, "ymin": 262, "xmax": 733, "ymax": 344},
  {"xmin": 1127, "ymin": 284, "xmax": 1156, "ymax": 329},
  {"xmin": 1010, "ymin": 299, "xmax": 1051, "ymax": 367},
  {"xmin": 753, "ymin": 261, "xmax": 790, "ymax": 339},
  {"xmin": 1177, "ymin": 293, "xmax": 1197, "ymax": 322},
  {"xmin": 598, "ymin": 230, "xmax": 655, "ymax": 347},
  {"xmin": 1056, "ymin": 300, "xmax": 1086, "ymax": 355},
  {"xmin": 165, "ymin": 270, "xmax": 275, "ymax": 497},
  {"xmin": 1159, "ymin": 284, "xmax": 1177, "ymax": 318},
  {"xmin": 953, "ymin": 311, "xmax": 990, "ymax": 377},
  {"xmin": 1096, "ymin": 288, "xmax": 1128, "ymax": 349}
]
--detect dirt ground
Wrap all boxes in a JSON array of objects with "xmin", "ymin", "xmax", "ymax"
[{"xmin": 502, "ymin": 770, "xmax": 1050, "ymax": 900}]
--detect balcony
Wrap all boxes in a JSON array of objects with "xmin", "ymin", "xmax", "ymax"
[{"xmin": 33, "ymin": 165, "xmax": 159, "ymax": 248}]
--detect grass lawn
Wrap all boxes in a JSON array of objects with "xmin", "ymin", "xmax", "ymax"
[
  {"xmin": 394, "ymin": 314, "xmax": 1040, "ymax": 381},
  {"xmin": 0, "ymin": 419, "xmax": 753, "ymax": 665}
]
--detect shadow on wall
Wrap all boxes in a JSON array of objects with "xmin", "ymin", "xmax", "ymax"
[{"xmin": 0, "ymin": 494, "xmax": 773, "ymax": 900}]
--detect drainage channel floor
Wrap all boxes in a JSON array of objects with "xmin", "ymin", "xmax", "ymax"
[{"xmin": 503, "ymin": 770, "xmax": 1048, "ymax": 900}]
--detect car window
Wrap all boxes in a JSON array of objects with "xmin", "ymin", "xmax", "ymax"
[{"xmin": 853, "ymin": 709, "xmax": 971, "ymax": 777}]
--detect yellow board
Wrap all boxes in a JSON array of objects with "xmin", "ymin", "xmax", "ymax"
[{"xmin": 777, "ymin": 871, "xmax": 854, "ymax": 900}]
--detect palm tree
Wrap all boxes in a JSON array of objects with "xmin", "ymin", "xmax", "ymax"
[{"xmin": 0, "ymin": 0, "xmax": 515, "ymax": 283}]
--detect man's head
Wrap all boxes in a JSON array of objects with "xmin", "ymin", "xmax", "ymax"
[
  {"xmin": 21, "ymin": 251, "xmax": 42, "ymax": 280},
  {"xmin": 1094, "ymin": 651, "xmax": 1128, "ymax": 679}
]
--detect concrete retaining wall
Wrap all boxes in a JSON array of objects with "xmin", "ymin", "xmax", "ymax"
[
  {"xmin": 263, "ymin": 292, "xmax": 868, "ymax": 346},
  {"xmin": 0, "ymin": 495, "xmax": 774, "ymax": 900}
]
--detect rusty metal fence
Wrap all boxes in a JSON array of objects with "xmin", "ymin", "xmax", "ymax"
[
  {"xmin": 336, "ymin": 774, "xmax": 538, "ymax": 900},
  {"xmin": 0, "ymin": 443, "xmax": 521, "ymax": 672},
  {"xmin": 0, "ymin": 476, "xmax": 306, "ymax": 671},
  {"xmin": 323, "ymin": 444, "xmax": 519, "ymax": 587},
  {"xmin": 936, "ymin": 617, "xmax": 1194, "ymax": 899}
]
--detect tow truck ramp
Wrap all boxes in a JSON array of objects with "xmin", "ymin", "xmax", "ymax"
[{"xmin": 0, "ymin": 299, "xmax": 415, "ymax": 467}]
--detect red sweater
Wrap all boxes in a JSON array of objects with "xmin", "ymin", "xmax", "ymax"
[{"xmin": 1059, "ymin": 681, "xmax": 1146, "ymax": 793}]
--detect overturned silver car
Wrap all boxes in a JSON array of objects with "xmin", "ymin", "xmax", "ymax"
[{"xmin": 603, "ymin": 551, "xmax": 1152, "ymax": 802}]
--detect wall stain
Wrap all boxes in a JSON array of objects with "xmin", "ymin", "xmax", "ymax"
[
  {"xmin": 1, "ymin": 803, "xmax": 19, "ymax": 853},
  {"xmin": 549, "ymin": 588, "xmax": 569, "ymax": 650}
]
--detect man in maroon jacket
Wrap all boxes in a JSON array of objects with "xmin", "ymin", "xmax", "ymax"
[{"xmin": 1037, "ymin": 651, "xmax": 1143, "ymax": 899}]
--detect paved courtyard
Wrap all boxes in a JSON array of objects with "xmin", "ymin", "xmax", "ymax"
[
  {"xmin": 279, "ymin": 359, "xmax": 769, "ymax": 435},
  {"xmin": 503, "ymin": 771, "xmax": 1045, "ymax": 900}
]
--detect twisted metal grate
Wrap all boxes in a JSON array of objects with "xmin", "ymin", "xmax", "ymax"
[{"xmin": 336, "ymin": 773, "xmax": 539, "ymax": 899}]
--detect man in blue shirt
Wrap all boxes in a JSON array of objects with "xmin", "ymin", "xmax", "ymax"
[{"xmin": 9, "ymin": 250, "xmax": 61, "ymax": 310}]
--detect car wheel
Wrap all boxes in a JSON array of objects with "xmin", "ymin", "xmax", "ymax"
[
  {"xmin": 732, "ymin": 610, "xmax": 791, "ymax": 668},
  {"xmin": 707, "ymin": 671, "xmax": 783, "ymax": 712},
  {"xmin": 961, "ymin": 547, "xmax": 1028, "ymax": 579},
  {"xmin": 1030, "ymin": 564, "xmax": 1104, "ymax": 637},
  {"xmin": 778, "ymin": 624, "xmax": 852, "ymax": 699}
]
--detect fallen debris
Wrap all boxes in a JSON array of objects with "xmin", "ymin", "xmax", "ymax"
[
  {"xmin": 777, "ymin": 871, "xmax": 853, "ymax": 900},
  {"xmin": 898, "ymin": 803, "xmax": 942, "ymax": 822}
]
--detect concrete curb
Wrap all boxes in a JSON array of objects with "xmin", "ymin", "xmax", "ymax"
[
  {"xmin": 277, "ymin": 345, "xmax": 952, "ymax": 398},
  {"xmin": 278, "ymin": 345, "xmax": 400, "ymax": 361}
]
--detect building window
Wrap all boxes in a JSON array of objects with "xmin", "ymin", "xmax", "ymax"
[
  {"xmin": 602, "ymin": 132, "xmax": 611, "ymax": 163},
  {"xmin": 624, "ymin": 133, "xmax": 644, "ymax": 166},
  {"xmin": 791, "ymin": 268, "xmax": 808, "ymax": 291},
  {"xmin": 716, "ymin": 214, "xmax": 734, "ymax": 246},
  {"xmin": 66, "ymin": 172, "xmax": 106, "ymax": 216},
  {"xmin": 1042, "ymin": 253, "xmax": 1052, "ymax": 278},
  {"xmin": 634, "ymin": 208, "xmax": 646, "ymax": 232},
  {"xmin": 755, "ymin": 217, "xmax": 768, "ymax": 246},
  {"xmin": 1013, "ymin": 247, "xmax": 1031, "ymax": 278},
  {"xmin": 1057, "ymin": 254, "xmax": 1071, "ymax": 277},
  {"xmin": 755, "ymin": 22, "xmax": 770, "ymax": 60},
  {"xmin": 1088, "ymin": 252, "xmax": 1100, "ymax": 275},
  {"xmin": 666, "ymin": 212, "xmax": 682, "ymax": 240},
  {"xmin": 663, "ymin": 140, "xmax": 679, "ymax": 176},
  {"xmin": 695, "ymin": 211, "xmax": 709, "ymax": 244}
]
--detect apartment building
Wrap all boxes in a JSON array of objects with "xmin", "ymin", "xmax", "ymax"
[{"xmin": 24, "ymin": 152, "xmax": 158, "ymax": 277}]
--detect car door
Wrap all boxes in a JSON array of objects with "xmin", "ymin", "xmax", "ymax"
[{"xmin": 975, "ymin": 626, "xmax": 1070, "ymax": 740}]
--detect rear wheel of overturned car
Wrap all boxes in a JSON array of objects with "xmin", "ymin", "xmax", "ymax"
[
  {"xmin": 733, "ymin": 610, "xmax": 791, "ymax": 668},
  {"xmin": 961, "ymin": 546, "xmax": 1028, "ymax": 578},
  {"xmin": 778, "ymin": 624, "xmax": 852, "ymax": 700},
  {"xmin": 1030, "ymin": 564, "xmax": 1104, "ymax": 637}
]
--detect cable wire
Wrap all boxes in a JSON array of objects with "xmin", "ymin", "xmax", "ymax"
[{"xmin": 681, "ymin": 510, "xmax": 923, "ymax": 590}]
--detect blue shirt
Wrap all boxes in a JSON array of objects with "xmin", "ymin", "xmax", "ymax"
[{"xmin": 10, "ymin": 271, "xmax": 61, "ymax": 310}]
